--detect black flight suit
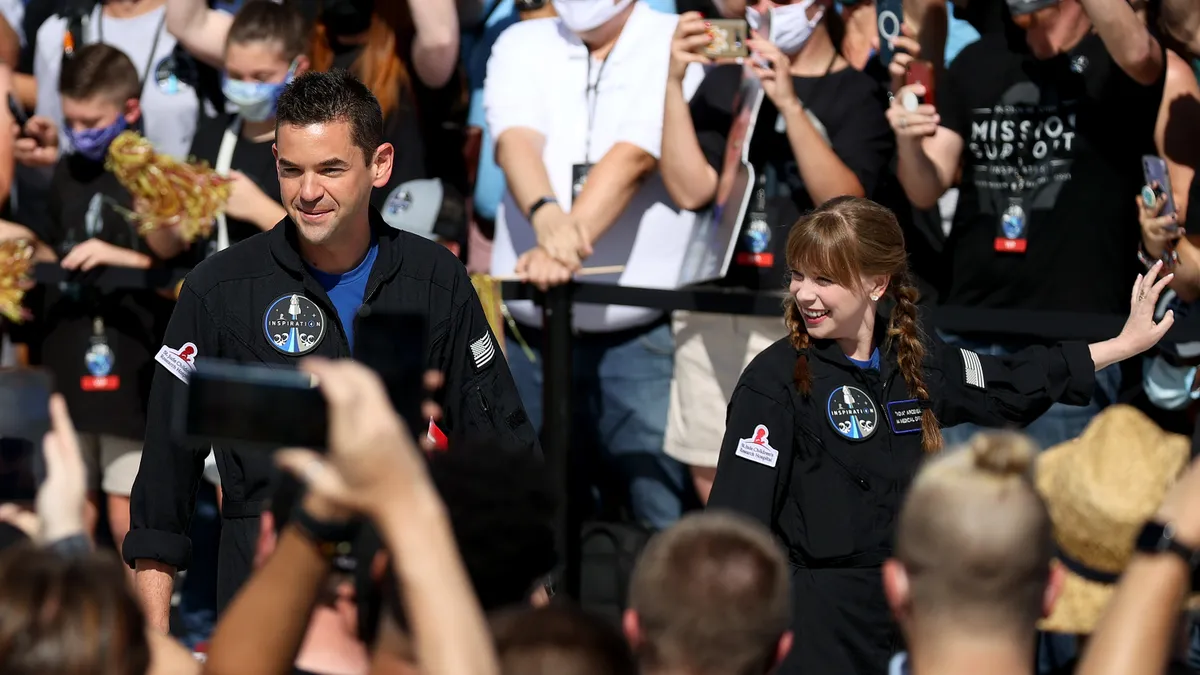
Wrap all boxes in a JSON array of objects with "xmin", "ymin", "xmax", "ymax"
[
  {"xmin": 708, "ymin": 321, "xmax": 1096, "ymax": 675},
  {"xmin": 123, "ymin": 209, "xmax": 539, "ymax": 611}
]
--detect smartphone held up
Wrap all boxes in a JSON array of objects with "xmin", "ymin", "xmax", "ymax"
[{"xmin": 174, "ymin": 309, "xmax": 433, "ymax": 453}]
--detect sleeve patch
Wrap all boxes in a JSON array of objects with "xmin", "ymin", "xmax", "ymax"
[
  {"xmin": 470, "ymin": 333, "xmax": 496, "ymax": 370},
  {"xmin": 735, "ymin": 424, "xmax": 779, "ymax": 468},
  {"xmin": 960, "ymin": 348, "xmax": 986, "ymax": 390},
  {"xmin": 155, "ymin": 342, "xmax": 198, "ymax": 384}
]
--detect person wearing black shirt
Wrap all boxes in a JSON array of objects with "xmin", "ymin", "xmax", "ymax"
[
  {"xmin": 659, "ymin": 1, "xmax": 893, "ymax": 502},
  {"xmin": 889, "ymin": 0, "xmax": 1165, "ymax": 451},
  {"xmin": 26, "ymin": 44, "xmax": 180, "ymax": 560}
]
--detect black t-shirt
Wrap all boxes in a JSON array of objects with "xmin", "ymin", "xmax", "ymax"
[
  {"xmin": 189, "ymin": 113, "xmax": 282, "ymax": 250},
  {"xmin": 31, "ymin": 154, "xmax": 175, "ymax": 439},
  {"xmin": 689, "ymin": 64, "xmax": 895, "ymax": 290},
  {"xmin": 938, "ymin": 33, "xmax": 1164, "ymax": 320}
]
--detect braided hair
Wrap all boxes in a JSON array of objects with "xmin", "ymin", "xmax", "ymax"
[{"xmin": 782, "ymin": 196, "xmax": 942, "ymax": 452}]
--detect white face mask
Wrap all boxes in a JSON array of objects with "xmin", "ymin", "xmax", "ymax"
[
  {"xmin": 552, "ymin": 0, "xmax": 635, "ymax": 34},
  {"xmin": 1143, "ymin": 356, "xmax": 1200, "ymax": 411},
  {"xmin": 747, "ymin": 0, "xmax": 825, "ymax": 55}
]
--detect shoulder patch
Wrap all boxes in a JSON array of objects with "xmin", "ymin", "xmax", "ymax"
[
  {"xmin": 155, "ymin": 342, "xmax": 198, "ymax": 383},
  {"xmin": 470, "ymin": 333, "xmax": 496, "ymax": 370},
  {"xmin": 960, "ymin": 348, "xmax": 986, "ymax": 390},
  {"xmin": 735, "ymin": 425, "xmax": 779, "ymax": 468}
]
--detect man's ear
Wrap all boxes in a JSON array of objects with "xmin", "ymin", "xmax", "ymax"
[
  {"xmin": 882, "ymin": 558, "xmax": 911, "ymax": 621},
  {"xmin": 622, "ymin": 609, "xmax": 641, "ymax": 649},
  {"xmin": 372, "ymin": 142, "xmax": 395, "ymax": 189},
  {"xmin": 1043, "ymin": 560, "xmax": 1066, "ymax": 618}
]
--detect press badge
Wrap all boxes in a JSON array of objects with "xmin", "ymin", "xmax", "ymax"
[
  {"xmin": 995, "ymin": 197, "xmax": 1028, "ymax": 254},
  {"xmin": 571, "ymin": 163, "xmax": 592, "ymax": 203}
]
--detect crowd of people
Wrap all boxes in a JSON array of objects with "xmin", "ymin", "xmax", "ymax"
[{"xmin": 0, "ymin": 0, "xmax": 1199, "ymax": 673}]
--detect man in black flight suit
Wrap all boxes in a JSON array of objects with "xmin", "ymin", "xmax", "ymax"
[{"xmin": 124, "ymin": 70, "xmax": 539, "ymax": 633}]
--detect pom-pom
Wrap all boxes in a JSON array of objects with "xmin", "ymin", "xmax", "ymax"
[
  {"xmin": 105, "ymin": 131, "xmax": 233, "ymax": 244},
  {"xmin": 0, "ymin": 239, "xmax": 35, "ymax": 324}
]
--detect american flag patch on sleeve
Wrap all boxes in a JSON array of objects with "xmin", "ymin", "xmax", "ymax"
[
  {"xmin": 470, "ymin": 333, "xmax": 496, "ymax": 370},
  {"xmin": 960, "ymin": 348, "xmax": 985, "ymax": 390}
]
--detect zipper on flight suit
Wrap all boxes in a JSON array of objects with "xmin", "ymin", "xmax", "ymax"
[{"xmin": 798, "ymin": 425, "xmax": 871, "ymax": 491}]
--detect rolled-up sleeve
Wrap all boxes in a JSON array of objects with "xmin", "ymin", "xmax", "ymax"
[
  {"xmin": 928, "ymin": 339, "xmax": 1096, "ymax": 430},
  {"xmin": 123, "ymin": 282, "xmax": 219, "ymax": 571}
]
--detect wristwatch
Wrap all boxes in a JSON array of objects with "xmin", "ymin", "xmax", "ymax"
[
  {"xmin": 1135, "ymin": 520, "xmax": 1200, "ymax": 569},
  {"xmin": 515, "ymin": 0, "xmax": 549, "ymax": 10},
  {"xmin": 291, "ymin": 505, "xmax": 359, "ymax": 563}
]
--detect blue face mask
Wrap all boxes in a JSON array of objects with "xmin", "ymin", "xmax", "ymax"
[
  {"xmin": 1143, "ymin": 356, "xmax": 1200, "ymax": 411},
  {"xmin": 66, "ymin": 115, "xmax": 128, "ymax": 162},
  {"xmin": 222, "ymin": 61, "xmax": 298, "ymax": 123}
]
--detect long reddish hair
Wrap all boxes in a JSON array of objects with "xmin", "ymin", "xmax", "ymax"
[
  {"xmin": 783, "ymin": 196, "xmax": 942, "ymax": 452},
  {"xmin": 309, "ymin": 1, "xmax": 411, "ymax": 120}
]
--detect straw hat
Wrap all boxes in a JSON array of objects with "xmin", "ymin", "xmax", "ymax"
[{"xmin": 1036, "ymin": 404, "xmax": 1192, "ymax": 634}]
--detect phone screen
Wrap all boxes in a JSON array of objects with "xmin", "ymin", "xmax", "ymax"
[
  {"xmin": 353, "ymin": 309, "xmax": 429, "ymax": 440},
  {"xmin": 177, "ymin": 360, "xmax": 329, "ymax": 451},
  {"xmin": 0, "ymin": 369, "xmax": 52, "ymax": 501}
]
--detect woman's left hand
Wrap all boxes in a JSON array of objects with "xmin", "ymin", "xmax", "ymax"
[
  {"xmin": 747, "ymin": 38, "xmax": 800, "ymax": 114},
  {"xmin": 1117, "ymin": 260, "xmax": 1176, "ymax": 355}
]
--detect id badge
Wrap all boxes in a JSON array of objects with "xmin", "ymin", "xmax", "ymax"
[
  {"xmin": 571, "ymin": 163, "xmax": 593, "ymax": 203},
  {"xmin": 995, "ymin": 197, "xmax": 1028, "ymax": 254},
  {"xmin": 81, "ymin": 317, "xmax": 120, "ymax": 392}
]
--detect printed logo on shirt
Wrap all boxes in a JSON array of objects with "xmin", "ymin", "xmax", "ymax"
[
  {"xmin": 263, "ymin": 294, "xmax": 326, "ymax": 356},
  {"xmin": 826, "ymin": 385, "xmax": 878, "ymax": 441},
  {"xmin": 960, "ymin": 348, "xmax": 986, "ymax": 390},
  {"xmin": 155, "ymin": 342, "xmax": 198, "ymax": 384},
  {"xmin": 470, "ymin": 333, "xmax": 496, "ymax": 370},
  {"xmin": 735, "ymin": 425, "xmax": 779, "ymax": 468},
  {"xmin": 966, "ymin": 86, "xmax": 1079, "ymax": 255},
  {"xmin": 887, "ymin": 399, "xmax": 923, "ymax": 435}
]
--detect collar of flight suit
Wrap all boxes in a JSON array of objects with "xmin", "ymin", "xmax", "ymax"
[{"xmin": 268, "ymin": 206, "xmax": 406, "ymax": 293}]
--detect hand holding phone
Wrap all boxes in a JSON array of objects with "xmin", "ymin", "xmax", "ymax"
[
  {"xmin": 876, "ymin": 0, "xmax": 904, "ymax": 66},
  {"xmin": 702, "ymin": 19, "xmax": 750, "ymax": 59}
]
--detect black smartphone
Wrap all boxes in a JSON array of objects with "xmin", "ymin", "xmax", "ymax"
[
  {"xmin": 176, "ymin": 359, "xmax": 328, "ymax": 451},
  {"xmin": 876, "ymin": 0, "xmax": 904, "ymax": 66},
  {"xmin": 0, "ymin": 368, "xmax": 53, "ymax": 501},
  {"xmin": 353, "ymin": 308, "xmax": 429, "ymax": 440}
]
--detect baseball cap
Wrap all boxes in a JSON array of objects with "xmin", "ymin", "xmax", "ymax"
[{"xmin": 379, "ymin": 178, "xmax": 467, "ymax": 244}]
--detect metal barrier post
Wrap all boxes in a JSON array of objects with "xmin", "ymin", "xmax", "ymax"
[{"xmin": 541, "ymin": 284, "xmax": 581, "ymax": 598}]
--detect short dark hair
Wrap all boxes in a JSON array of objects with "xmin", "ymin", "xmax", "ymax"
[
  {"xmin": 275, "ymin": 70, "xmax": 383, "ymax": 165},
  {"xmin": 491, "ymin": 605, "xmax": 639, "ymax": 675},
  {"xmin": 227, "ymin": 0, "xmax": 310, "ymax": 62},
  {"xmin": 59, "ymin": 44, "xmax": 140, "ymax": 104}
]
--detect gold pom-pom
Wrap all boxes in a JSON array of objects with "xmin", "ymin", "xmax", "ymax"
[
  {"xmin": 105, "ymin": 131, "xmax": 233, "ymax": 244},
  {"xmin": 0, "ymin": 239, "xmax": 35, "ymax": 324}
]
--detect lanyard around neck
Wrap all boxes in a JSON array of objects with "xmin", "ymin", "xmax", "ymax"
[
  {"xmin": 92, "ymin": 8, "xmax": 168, "ymax": 91},
  {"xmin": 584, "ymin": 53, "xmax": 609, "ymax": 166}
]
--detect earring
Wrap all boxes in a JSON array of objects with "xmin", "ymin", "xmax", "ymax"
[{"xmin": 870, "ymin": 294, "xmax": 880, "ymax": 301}]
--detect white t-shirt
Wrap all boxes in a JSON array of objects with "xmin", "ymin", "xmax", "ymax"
[
  {"xmin": 35, "ymin": 5, "xmax": 206, "ymax": 160},
  {"xmin": 485, "ymin": 2, "xmax": 703, "ymax": 333}
]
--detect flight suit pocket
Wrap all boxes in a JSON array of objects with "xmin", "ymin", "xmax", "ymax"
[
  {"xmin": 792, "ymin": 424, "xmax": 868, "ymax": 561},
  {"xmin": 462, "ymin": 368, "xmax": 538, "ymax": 451}
]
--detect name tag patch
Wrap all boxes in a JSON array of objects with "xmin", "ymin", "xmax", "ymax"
[
  {"xmin": 735, "ymin": 425, "xmax": 779, "ymax": 468},
  {"xmin": 960, "ymin": 348, "xmax": 986, "ymax": 390},
  {"xmin": 155, "ymin": 342, "xmax": 198, "ymax": 384},
  {"xmin": 887, "ymin": 399, "xmax": 923, "ymax": 435}
]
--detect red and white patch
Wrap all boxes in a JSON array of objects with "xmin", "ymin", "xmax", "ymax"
[
  {"xmin": 736, "ymin": 424, "xmax": 779, "ymax": 468},
  {"xmin": 155, "ymin": 342, "xmax": 199, "ymax": 383}
]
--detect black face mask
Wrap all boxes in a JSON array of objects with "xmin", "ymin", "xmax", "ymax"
[{"xmin": 322, "ymin": 0, "xmax": 374, "ymax": 38}]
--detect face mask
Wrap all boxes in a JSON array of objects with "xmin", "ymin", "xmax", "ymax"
[
  {"xmin": 552, "ymin": 0, "xmax": 635, "ymax": 34},
  {"xmin": 66, "ymin": 115, "xmax": 128, "ymax": 162},
  {"xmin": 748, "ymin": 0, "xmax": 825, "ymax": 55},
  {"xmin": 222, "ymin": 61, "xmax": 298, "ymax": 122},
  {"xmin": 322, "ymin": 0, "xmax": 373, "ymax": 38},
  {"xmin": 1143, "ymin": 356, "xmax": 1200, "ymax": 411}
]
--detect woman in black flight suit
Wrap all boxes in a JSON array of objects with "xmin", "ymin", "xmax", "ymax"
[{"xmin": 707, "ymin": 196, "xmax": 1174, "ymax": 675}]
